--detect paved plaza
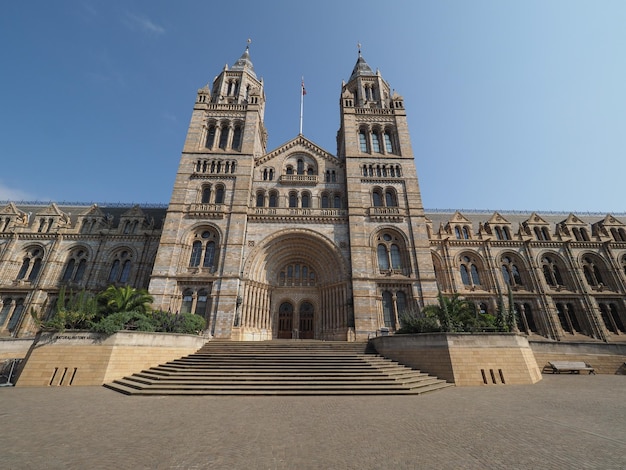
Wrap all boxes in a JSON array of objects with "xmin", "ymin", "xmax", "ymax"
[{"xmin": 1, "ymin": 375, "xmax": 625, "ymax": 469}]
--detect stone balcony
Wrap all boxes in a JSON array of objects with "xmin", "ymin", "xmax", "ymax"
[
  {"xmin": 367, "ymin": 206, "xmax": 405, "ymax": 222},
  {"xmin": 278, "ymin": 175, "xmax": 319, "ymax": 185},
  {"xmin": 186, "ymin": 203, "xmax": 225, "ymax": 219},
  {"xmin": 250, "ymin": 207, "xmax": 347, "ymax": 221}
]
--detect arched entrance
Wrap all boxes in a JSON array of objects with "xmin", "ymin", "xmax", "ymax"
[{"xmin": 241, "ymin": 229, "xmax": 351, "ymax": 341}]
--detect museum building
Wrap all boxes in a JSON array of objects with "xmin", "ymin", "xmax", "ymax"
[{"xmin": 1, "ymin": 47, "xmax": 625, "ymax": 343}]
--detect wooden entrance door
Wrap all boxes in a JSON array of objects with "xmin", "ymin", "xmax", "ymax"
[
  {"xmin": 278, "ymin": 302, "xmax": 294, "ymax": 339},
  {"xmin": 299, "ymin": 301, "xmax": 314, "ymax": 339}
]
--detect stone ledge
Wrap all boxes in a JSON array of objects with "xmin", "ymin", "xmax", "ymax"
[
  {"xmin": 15, "ymin": 331, "xmax": 206, "ymax": 387},
  {"xmin": 370, "ymin": 333, "xmax": 542, "ymax": 386}
]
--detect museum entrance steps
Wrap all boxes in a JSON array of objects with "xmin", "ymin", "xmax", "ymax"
[{"xmin": 103, "ymin": 340, "xmax": 453, "ymax": 396}]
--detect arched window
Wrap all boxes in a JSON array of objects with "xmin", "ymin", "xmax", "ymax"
[
  {"xmin": 203, "ymin": 241, "xmax": 216, "ymax": 268},
  {"xmin": 494, "ymin": 226, "xmax": 502, "ymax": 240},
  {"xmin": 189, "ymin": 230, "xmax": 219, "ymax": 271},
  {"xmin": 372, "ymin": 132, "xmax": 381, "ymax": 153},
  {"xmin": 215, "ymin": 185, "xmax": 225, "ymax": 204},
  {"xmin": 376, "ymin": 232, "xmax": 405, "ymax": 273},
  {"xmin": 384, "ymin": 131, "xmax": 394, "ymax": 153},
  {"xmin": 333, "ymin": 194, "xmax": 341, "ymax": 208},
  {"xmin": 206, "ymin": 125, "xmax": 216, "ymax": 148},
  {"xmin": 218, "ymin": 125, "xmax": 229, "ymax": 149},
  {"xmin": 16, "ymin": 248, "xmax": 43, "ymax": 282},
  {"xmin": 542, "ymin": 256, "xmax": 564, "ymax": 287},
  {"xmin": 231, "ymin": 126, "xmax": 242, "ymax": 150},
  {"xmin": 462, "ymin": 226, "xmax": 471, "ymax": 239},
  {"xmin": 301, "ymin": 192, "xmax": 310, "ymax": 208},
  {"xmin": 278, "ymin": 263, "xmax": 316, "ymax": 287},
  {"xmin": 385, "ymin": 189, "xmax": 397, "ymax": 207},
  {"xmin": 460, "ymin": 255, "xmax": 482, "ymax": 288},
  {"xmin": 189, "ymin": 241, "xmax": 203, "ymax": 267},
  {"xmin": 455, "ymin": 227, "xmax": 462, "ymax": 240},
  {"xmin": 201, "ymin": 186, "xmax": 211, "ymax": 204},
  {"xmin": 372, "ymin": 189, "xmax": 383, "ymax": 207},
  {"xmin": 286, "ymin": 166, "xmax": 293, "ymax": 175},
  {"xmin": 108, "ymin": 250, "xmax": 132, "ymax": 284},
  {"xmin": 181, "ymin": 289, "xmax": 193, "ymax": 314},
  {"xmin": 195, "ymin": 289, "xmax": 209, "ymax": 316},
  {"xmin": 321, "ymin": 193, "xmax": 329, "ymax": 209},
  {"xmin": 269, "ymin": 191, "xmax": 278, "ymax": 208},
  {"xmin": 582, "ymin": 256, "xmax": 604, "ymax": 287},
  {"xmin": 390, "ymin": 245, "xmax": 402, "ymax": 269},
  {"xmin": 501, "ymin": 256, "xmax": 524, "ymax": 288},
  {"xmin": 7, "ymin": 298, "xmax": 24, "ymax": 334},
  {"xmin": 62, "ymin": 249, "xmax": 88, "ymax": 283},
  {"xmin": 377, "ymin": 244, "xmax": 390, "ymax": 270},
  {"xmin": 297, "ymin": 159, "xmax": 304, "ymax": 175},
  {"xmin": 256, "ymin": 191, "xmax": 265, "ymax": 208},
  {"xmin": 288, "ymin": 192, "xmax": 298, "ymax": 208},
  {"xmin": 359, "ymin": 131, "xmax": 368, "ymax": 152}
]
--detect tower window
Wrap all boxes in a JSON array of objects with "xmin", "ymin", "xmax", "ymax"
[
  {"xmin": 359, "ymin": 131, "xmax": 368, "ymax": 153},
  {"xmin": 206, "ymin": 126, "xmax": 216, "ymax": 148},
  {"xmin": 232, "ymin": 126, "xmax": 242, "ymax": 150},
  {"xmin": 372, "ymin": 133, "xmax": 381, "ymax": 153},
  {"xmin": 384, "ymin": 131, "xmax": 394, "ymax": 153}
]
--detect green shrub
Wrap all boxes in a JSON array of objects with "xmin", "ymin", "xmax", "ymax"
[
  {"xmin": 150, "ymin": 311, "xmax": 206, "ymax": 334},
  {"xmin": 398, "ymin": 314, "xmax": 442, "ymax": 334},
  {"xmin": 91, "ymin": 311, "xmax": 156, "ymax": 335}
]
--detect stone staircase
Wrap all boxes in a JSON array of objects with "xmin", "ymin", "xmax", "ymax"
[{"xmin": 103, "ymin": 340, "xmax": 453, "ymax": 396}]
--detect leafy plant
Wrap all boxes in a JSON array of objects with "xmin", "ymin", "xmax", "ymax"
[
  {"xmin": 91, "ymin": 311, "xmax": 156, "ymax": 335},
  {"xmin": 97, "ymin": 285, "xmax": 154, "ymax": 318}
]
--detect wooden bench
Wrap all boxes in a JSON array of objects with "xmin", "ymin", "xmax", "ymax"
[{"xmin": 547, "ymin": 361, "xmax": 596, "ymax": 375}]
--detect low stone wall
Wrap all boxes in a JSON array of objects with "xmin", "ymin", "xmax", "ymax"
[
  {"xmin": 530, "ymin": 341, "xmax": 626, "ymax": 375},
  {"xmin": 16, "ymin": 331, "xmax": 206, "ymax": 387},
  {"xmin": 0, "ymin": 338, "xmax": 34, "ymax": 361},
  {"xmin": 370, "ymin": 333, "xmax": 542, "ymax": 386}
]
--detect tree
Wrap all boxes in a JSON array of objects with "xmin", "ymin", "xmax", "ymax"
[{"xmin": 97, "ymin": 285, "xmax": 154, "ymax": 318}]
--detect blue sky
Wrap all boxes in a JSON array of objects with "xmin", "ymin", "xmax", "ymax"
[{"xmin": 1, "ymin": 1, "xmax": 625, "ymax": 213}]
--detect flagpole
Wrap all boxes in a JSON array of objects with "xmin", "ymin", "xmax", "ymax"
[{"xmin": 299, "ymin": 77, "xmax": 304, "ymax": 135}]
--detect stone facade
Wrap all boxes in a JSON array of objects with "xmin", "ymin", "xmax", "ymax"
[{"xmin": 1, "ymin": 47, "xmax": 625, "ymax": 343}]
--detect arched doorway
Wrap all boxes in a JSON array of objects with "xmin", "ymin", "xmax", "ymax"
[
  {"xmin": 278, "ymin": 302, "xmax": 294, "ymax": 339},
  {"xmin": 299, "ymin": 301, "xmax": 314, "ymax": 339},
  {"xmin": 241, "ymin": 229, "xmax": 351, "ymax": 341}
]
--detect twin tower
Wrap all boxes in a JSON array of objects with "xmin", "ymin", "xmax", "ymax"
[{"xmin": 148, "ymin": 46, "xmax": 437, "ymax": 340}]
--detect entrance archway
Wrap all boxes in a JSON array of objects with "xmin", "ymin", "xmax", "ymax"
[{"xmin": 241, "ymin": 229, "xmax": 351, "ymax": 341}]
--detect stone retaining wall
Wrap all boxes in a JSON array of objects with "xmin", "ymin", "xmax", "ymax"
[
  {"xmin": 371, "ymin": 333, "xmax": 542, "ymax": 386},
  {"xmin": 0, "ymin": 338, "xmax": 34, "ymax": 361},
  {"xmin": 16, "ymin": 331, "xmax": 206, "ymax": 387},
  {"xmin": 530, "ymin": 341, "xmax": 626, "ymax": 375}
]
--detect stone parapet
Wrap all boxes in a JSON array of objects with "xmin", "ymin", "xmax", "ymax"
[
  {"xmin": 371, "ymin": 333, "xmax": 542, "ymax": 386},
  {"xmin": 15, "ymin": 331, "xmax": 206, "ymax": 387}
]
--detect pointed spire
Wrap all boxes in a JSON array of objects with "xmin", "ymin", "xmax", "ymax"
[
  {"xmin": 231, "ymin": 38, "xmax": 257, "ymax": 79},
  {"xmin": 349, "ymin": 43, "xmax": 375, "ymax": 81}
]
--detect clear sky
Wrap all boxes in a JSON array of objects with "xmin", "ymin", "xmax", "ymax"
[{"xmin": 1, "ymin": 1, "xmax": 625, "ymax": 213}]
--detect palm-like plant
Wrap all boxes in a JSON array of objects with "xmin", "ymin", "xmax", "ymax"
[
  {"xmin": 423, "ymin": 293, "xmax": 472, "ymax": 332},
  {"xmin": 98, "ymin": 285, "xmax": 154, "ymax": 317}
]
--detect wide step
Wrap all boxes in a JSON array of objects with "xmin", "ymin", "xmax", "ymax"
[{"xmin": 104, "ymin": 340, "xmax": 453, "ymax": 396}]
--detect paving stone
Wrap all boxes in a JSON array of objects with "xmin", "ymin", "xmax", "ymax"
[{"xmin": 0, "ymin": 375, "xmax": 624, "ymax": 469}]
